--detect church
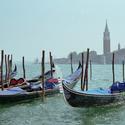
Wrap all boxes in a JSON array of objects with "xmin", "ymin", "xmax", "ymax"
[
  {"xmin": 80, "ymin": 21, "xmax": 125, "ymax": 64},
  {"xmin": 102, "ymin": 21, "xmax": 125, "ymax": 64},
  {"xmin": 88, "ymin": 21, "xmax": 125, "ymax": 64}
]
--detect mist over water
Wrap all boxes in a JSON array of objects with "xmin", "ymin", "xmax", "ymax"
[{"xmin": 0, "ymin": 63, "xmax": 125, "ymax": 125}]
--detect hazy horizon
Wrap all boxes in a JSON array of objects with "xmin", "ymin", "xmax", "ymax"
[{"xmin": 0, "ymin": 0, "xmax": 125, "ymax": 62}]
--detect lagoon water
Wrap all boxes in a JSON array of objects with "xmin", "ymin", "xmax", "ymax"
[{"xmin": 0, "ymin": 63, "xmax": 125, "ymax": 125}]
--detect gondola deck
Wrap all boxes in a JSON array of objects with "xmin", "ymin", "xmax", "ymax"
[{"xmin": 0, "ymin": 86, "xmax": 60, "ymax": 104}]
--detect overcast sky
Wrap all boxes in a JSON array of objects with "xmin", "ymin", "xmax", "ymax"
[{"xmin": 0, "ymin": 0, "xmax": 125, "ymax": 62}]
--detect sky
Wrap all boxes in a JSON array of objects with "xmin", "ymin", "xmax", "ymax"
[{"xmin": 0, "ymin": 0, "xmax": 125, "ymax": 62}]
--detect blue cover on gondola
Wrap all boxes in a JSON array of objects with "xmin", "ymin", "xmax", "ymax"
[
  {"xmin": 45, "ymin": 82, "xmax": 55, "ymax": 89},
  {"xmin": 0, "ymin": 87, "xmax": 26, "ymax": 95},
  {"xmin": 30, "ymin": 81, "xmax": 56, "ymax": 90},
  {"xmin": 79, "ymin": 88, "xmax": 111, "ymax": 95},
  {"xmin": 110, "ymin": 82, "xmax": 125, "ymax": 93}
]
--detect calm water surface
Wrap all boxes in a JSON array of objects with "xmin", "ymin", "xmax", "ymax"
[{"xmin": 0, "ymin": 63, "xmax": 125, "ymax": 125}]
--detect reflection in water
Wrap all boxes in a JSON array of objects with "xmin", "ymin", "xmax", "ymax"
[
  {"xmin": 0, "ymin": 91, "xmax": 125, "ymax": 125},
  {"xmin": 73, "ymin": 104, "xmax": 125, "ymax": 125}
]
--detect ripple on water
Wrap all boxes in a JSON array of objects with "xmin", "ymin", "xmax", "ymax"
[{"xmin": 0, "ymin": 64, "xmax": 125, "ymax": 125}]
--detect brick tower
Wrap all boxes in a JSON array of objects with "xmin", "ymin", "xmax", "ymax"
[{"xmin": 103, "ymin": 21, "xmax": 110, "ymax": 55}]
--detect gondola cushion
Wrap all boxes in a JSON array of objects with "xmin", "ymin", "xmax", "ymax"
[
  {"xmin": 46, "ymin": 78, "xmax": 58, "ymax": 84},
  {"xmin": 45, "ymin": 82, "xmax": 55, "ymax": 89},
  {"xmin": 110, "ymin": 82, "xmax": 125, "ymax": 93}
]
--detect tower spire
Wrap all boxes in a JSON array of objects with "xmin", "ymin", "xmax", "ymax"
[{"xmin": 105, "ymin": 20, "xmax": 109, "ymax": 32}]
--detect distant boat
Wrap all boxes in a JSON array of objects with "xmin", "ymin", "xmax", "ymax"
[
  {"xmin": 34, "ymin": 58, "xmax": 39, "ymax": 64},
  {"xmin": 103, "ymin": 55, "xmax": 106, "ymax": 64}
]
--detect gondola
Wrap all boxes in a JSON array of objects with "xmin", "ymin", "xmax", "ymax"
[
  {"xmin": 0, "ymin": 80, "xmax": 60, "ymax": 104},
  {"xmin": 30, "ymin": 62, "xmax": 55, "ymax": 82},
  {"xmin": 62, "ymin": 77, "xmax": 125, "ymax": 107},
  {"xmin": 27, "ymin": 69, "xmax": 56, "ymax": 83},
  {"xmin": 9, "ymin": 64, "xmax": 17, "ymax": 78},
  {"xmin": 0, "ymin": 67, "xmax": 62, "ymax": 103},
  {"xmin": 62, "ymin": 63, "xmax": 82, "ymax": 89},
  {"xmin": 1, "ymin": 68, "xmax": 56, "ymax": 88}
]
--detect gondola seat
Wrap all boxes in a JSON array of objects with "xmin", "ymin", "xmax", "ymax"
[{"xmin": 110, "ymin": 81, "xmax": 125, "ymax": 93}]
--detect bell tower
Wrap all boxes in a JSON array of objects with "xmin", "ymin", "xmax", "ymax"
[{"xmin": 103, "ymin": 21, "xmax": 110, "ymax": 55}]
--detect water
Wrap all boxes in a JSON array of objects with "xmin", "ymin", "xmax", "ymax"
[{"xmin": 0, "ymin": 63, "xmax": 125, "ymax": 125}]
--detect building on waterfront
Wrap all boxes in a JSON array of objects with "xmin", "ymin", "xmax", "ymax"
[
  {"xmin": 103, "ymin": 21, "xmax": 125, "ymax": 64},
  {"xmin": 54, "ymin": 21, "xmax": 125, "ymax": 64}
]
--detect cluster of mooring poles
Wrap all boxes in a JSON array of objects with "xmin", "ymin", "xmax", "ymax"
[
  {"xmin": 70, "ymin": 49, "xmax": 93, "ymax": 91},
  {"xmin": 0, "ymin": 50, "xmax": 13, "ymax": 90}
]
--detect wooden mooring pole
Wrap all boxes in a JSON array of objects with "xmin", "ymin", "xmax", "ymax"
[
  {"xmin": 112, "ymin": 53, "xmax": 115, "ymax": 83},
  {"xmin": 7, "ymin": 55, "xmax": 10, "ymax": 81},
  {"xmin": 22, "ymin": 56, "xmax": 26, "ymax": 79},
  {"xmin": 90, "ymin": 60, "xmax": 92, "ymax": 80},
  {"xmin": 123, "ymin": 60, "xmax": 125, "ymax": 82},
  {"xmin": 49, "ymin": 52, "xmax": 53, "ymax": 78},
  {"xmin": 5, "ymin": 55, "xmax": 8, "ymax": 83},
  {"xmin": 81, "ymin": 52, "xmax": 84, "ymax": 90},
  {"xmin": 1, "ymin": 50, "xmax": 4, "ymax": 90},
  {"xmin": 41, "ymin": 50, "xmax": 45, "ymax": 96},
  {"xmin": 70, "ymin": 53, "xmax": 73, "ymax": 74},
  {"xmin": 10, "ymin": 54, "xmax": 13, "ymax": 73},
  {"xmin": 85, "ymin": 49, "xmax": 89, "ymax": 91},
  {"xmin": 83, "ymin": 48, "xmax": 90, "ymax": 91}
]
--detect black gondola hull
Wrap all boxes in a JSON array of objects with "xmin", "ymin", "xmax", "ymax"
[
  {"xmin": 63, "ymin": 83, "xmax": 125, "ymax": 107},
  {"xmin": 0, "ymin": 88, "xmax": 60, "ymax": 104}
]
